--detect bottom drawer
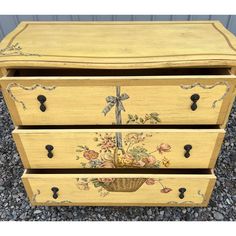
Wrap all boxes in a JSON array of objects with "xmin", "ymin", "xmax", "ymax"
[{"xmin": 22, "ymin": 169, "xmax": 216, "ymax": 207}]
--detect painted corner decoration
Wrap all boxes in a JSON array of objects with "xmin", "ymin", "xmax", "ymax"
[
  {"xmin": 180, "ymin": 81, "xmax": 230, "ymax": 108},
  {"xmin": 75, "ymin": 132, "xmax": 171, "ymax": 169},
  {"xmin": 6, "ymin": 83, "xmax": 56, "ymax": 110},
  {"xmin": 76, "ymin": 178, "xmax": 173, "ymax": 197},
  {"xmin": 166, "ymin": 190, "xmax": 207, "ymax": 205},
  {"xmin": 31, "ymin": 189, "xmax": 73, "ymax": 205},
  {"xmin": 0, "ymin": 43, "xmax": 40, "ymax": 57}
]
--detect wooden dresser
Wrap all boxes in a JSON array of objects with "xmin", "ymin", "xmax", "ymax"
[{"xmin": 0, "ymin": 21, "xmax": 236, "ymax": 206}]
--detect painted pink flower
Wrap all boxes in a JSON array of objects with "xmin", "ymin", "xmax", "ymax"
[
  {"xmin": 98, "ymin": 178, "xmax": 114, "ymax": 183},
  {"xmin": 142, "ymin": 155, "xmax": 156, "ymax": 166},
  {"xmin": 157, "ymin": 143, "xmax": 171, "ymax": 154},
  {"xmin": 161, "ymin": 187, "xmax": 172, "ymax": 193},
  {"xmin": 145, "ymin": 178, "xmax": 156, "ymax": 185},
  {"xmin": 100, "ymin": 152, "xmax": 113, "ymax": 161},
  {"xmin": 100, "ymin": 134, "xmax": 116, "ymax": 151},
  {"xmin": 136, "ymin": 160, "xmax": 146, "ymax": 167},
  {"xmin": 125, "ymin": 133, "xmax": 145, "ymax": 144},
  {"xmin": 83, "ymin": 150, "xmax": 99, "ymax": 160},
  {"xmin": 100, "ymin": 161, "xmax": 115, "ymax": 168},
  {"xmin": 77, "ymin": 183, "xmax": 89, "ymax": 191}
]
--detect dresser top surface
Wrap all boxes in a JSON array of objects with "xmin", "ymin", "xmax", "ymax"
[{"xmin": 1, "ymin": 21, "xmax": 236, "ymax": 69}]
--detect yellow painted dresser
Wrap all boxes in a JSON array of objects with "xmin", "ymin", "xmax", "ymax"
[{"xmin": 0, "ymin": 21, "xmax": 236, "ymax": 206}]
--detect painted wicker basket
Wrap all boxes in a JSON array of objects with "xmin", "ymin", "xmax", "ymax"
[
  {"xmin": 101, "ymin": 147, "xmax": 146, "ymax": 192},
  {"xmin": 102, "ymin": 178, "xmax": 146, "ymax": 192}
]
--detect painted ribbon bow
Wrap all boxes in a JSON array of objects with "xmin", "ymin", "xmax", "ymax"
[{"xmin": 102, "ymin": 91, "xmax": 129, "ymax": 116}]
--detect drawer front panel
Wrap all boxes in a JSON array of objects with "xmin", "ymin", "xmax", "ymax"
[
  {"xmin": 123, "ymin": 85, "xmax": 228, "ymax": 125},
  {"xmin": 14, "ymin": 129, "xmax": 225, "ymax": 169},
  {"xmin": 3, "ymin": 84, "xmax": 115, "ymax": 125},
  {"xmin": 22, "ymin": 172, "xmax": 216, "ymax": 206},
  {"xmin": 1, "ymin": 77, "xmax": 233, "ymax": 125}
]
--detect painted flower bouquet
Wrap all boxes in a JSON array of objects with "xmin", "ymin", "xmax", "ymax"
[
  {"xmin": 76, "ymin": 132, "xmax": 171, "ymax": 169},
  {"xmin": 76, "ymin": 132, "xmax": 172, "ymax": 193}
]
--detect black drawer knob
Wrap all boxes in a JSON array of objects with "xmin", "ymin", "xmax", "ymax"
[
  {"xmin": 37, "ymin": 95, "xmax": 47, "ymax": 112},
  {"xmin": 190, "ymin": 94, "xmax": 200, "ymax": 111},
  {"xmin": 179, "ymin": 187, "xmax": 186, "ymax": 199},
  {"xmin": 45, "ymin": 145, "xmax": 54, "ymax": 158},
  {"xmin": 51, "ymin": 187, "xmax": 59, "ymax": 199},
  {"xmin": 184, "ymin": 144, "xmax": 192, "ymax": 158}
]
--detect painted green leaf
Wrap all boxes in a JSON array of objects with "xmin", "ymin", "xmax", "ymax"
[
  {"xmin": 128, "ymin": 114, "xmax": 133, "ymax": 119},
  {"xmin": 93, "ymin": 181, "xmax": 103, "ymax": 188},
  {"xmin": 81, "ymin": 162, "xmax": 87, "ymax": 167},
  {"xmin": 128, "ymin": 146, "xmax": 149, "ymax": 159},
  {"xmin": 76, "ymin": 149, "xmax": 83, "ymax": 152},
  {"xmin": 81, "ymin": 178, "xmax": 88, "ymax": 182},
  {"xmin": 150, "ymin": 112, "xmax": 159, "ymax": 117}
]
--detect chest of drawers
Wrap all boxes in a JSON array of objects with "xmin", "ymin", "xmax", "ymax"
[{"xmin": 0, "ymin": 21, "xmax": 236, "ymax": 206}]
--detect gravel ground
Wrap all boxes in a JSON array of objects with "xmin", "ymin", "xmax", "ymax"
[{"xmin": 0, "ymin": 91, "xmax": 235, "ymax": 221}]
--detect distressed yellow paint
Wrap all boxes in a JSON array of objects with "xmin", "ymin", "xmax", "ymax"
[
  {"xmin": 0, "ymin": 21, "xmax": 235, "ymax": 207},
  {"xmin": 22, "ymin": 172, "xmax": 216, "ymax": 206},
  {"xmin": 1, "ymin": 77, "xmax": 235, "ymax": 125},
  {"xmin": 1, "ymin": 21, "xmax": 236, "ymax": 69},
  {"xmin": 14, "ymin": 128, "xmax": 225, "ymax": 169}
]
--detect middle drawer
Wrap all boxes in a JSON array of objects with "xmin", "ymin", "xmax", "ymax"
[{"xmin": 13, "ymin": 128, "xmax": 224, "ymax": 169}]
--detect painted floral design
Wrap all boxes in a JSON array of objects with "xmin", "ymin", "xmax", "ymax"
[
  {"xmin": 126, "ymin": 113, "xmax": 161, "ymax": 124},
  {"xmin": 76, "ymin": 178, "xmax": 173, "ymax": 197},
  {"xmin": 0, "ymin": 42, "xmax": 39, "ymax": 56},
  {"xmin": 83, "ymin": 150, "xmax": 99, "ymax": 160},
  {"xmin": 76, "ymin": 132, "xmax": 171, "ymax": 168}
]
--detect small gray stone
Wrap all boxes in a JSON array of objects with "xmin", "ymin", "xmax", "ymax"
[
  {"xmin": 0, "ymin": 186, "xmax": 5, "ymax": 191},
  {"xmin": 232, "ymin": 195, "xmax": 236, "ymax": 202},
  {"xmin": 213, "ymin": 212, "xmax": 224, "ymax": 220},
  {"xmin": 1, "ymin": 213, "xmax": 6, "ymax": 218},
  {"xmin": 226, "ymin": 198, "xmax": 231, "ymax": 204},
  {"xmin": 147, "ymin": 209, "xmax": 152, "ymax": 216},
  {"xmin": 160, "ymin": 210, "xmax": 164, "ymax": 215},
  {"xmin": 34, "ymin": 210, "xmax": 42, "ymax": 214},
  {"xmin": 19, "ymin": 213, "xmax": 26, "ymax": 220}
]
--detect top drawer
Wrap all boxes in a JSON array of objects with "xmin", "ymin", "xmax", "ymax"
[{"xmin": 1, "ymin": 68, "xmax": 235, "ymax": 126}]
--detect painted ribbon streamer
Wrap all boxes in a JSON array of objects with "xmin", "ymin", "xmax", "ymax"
[
  {"xmin": 6, "ymin": 82, "xmax": 56, "ymax": 110},
  {"xmin": 102, "ymin": 86, "xmax": 129, "ymax": 149},
  {"xmin": 180, "ymin": 81, "xmax": 230, "ymax": 108}
]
